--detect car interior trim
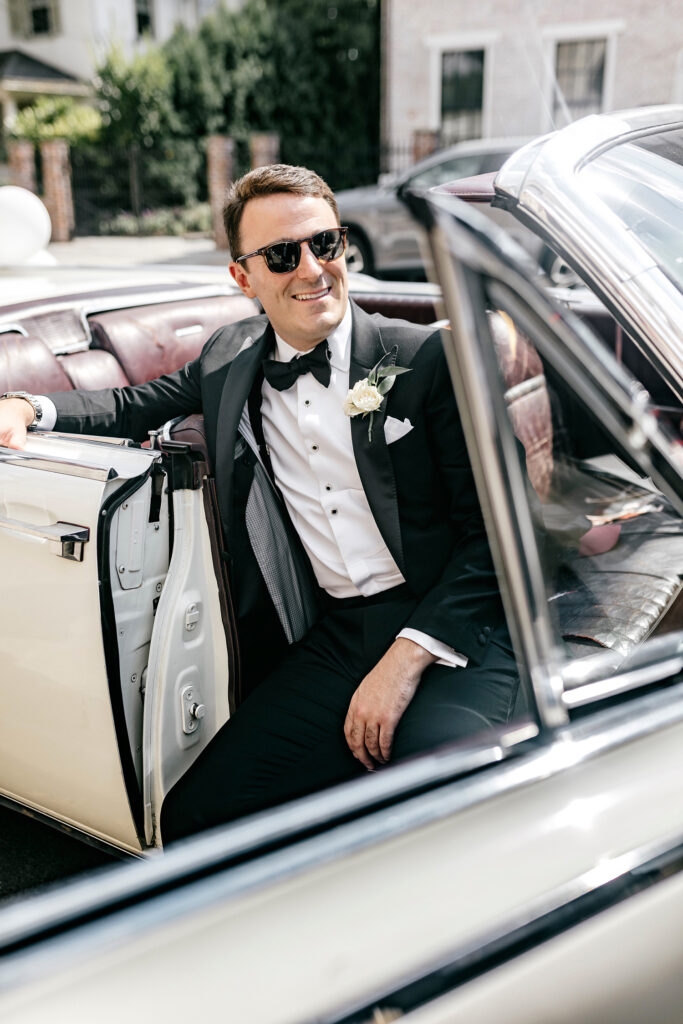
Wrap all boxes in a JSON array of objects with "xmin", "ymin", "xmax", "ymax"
[
  {"xmin": 563, "ymin": 654, "xmax": 683, "ymax": 709},
  {"xmin": 96, "ymin": 461, "xmax": 163, "ymax": 844},
  {"xmin": 0, "ymin": 322, "xmax": 28, "ymax": 337}
]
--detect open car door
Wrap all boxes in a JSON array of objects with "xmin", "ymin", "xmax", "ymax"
[{"xmin": 0, "ymin": 433, "xmax": 231, "ymax": 853}]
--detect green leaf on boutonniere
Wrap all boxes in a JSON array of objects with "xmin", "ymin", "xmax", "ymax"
[{"xmin": 345, "ymin": 350, "xmax": 412, "ymax": 442}]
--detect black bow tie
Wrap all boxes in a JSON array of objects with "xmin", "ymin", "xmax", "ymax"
[{"xmin": 262, "ymin": 342, "xmax": 331, "ymax": 391}]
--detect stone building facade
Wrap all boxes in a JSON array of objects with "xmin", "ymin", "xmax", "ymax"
[{"xmin": 383, "ymin": 0, "xmax": 683, "ymax": 159}]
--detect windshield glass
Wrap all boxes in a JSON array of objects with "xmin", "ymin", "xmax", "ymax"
[{"xmin": 579, "ymin": 127, "xmax": 683, "ymax": 293}]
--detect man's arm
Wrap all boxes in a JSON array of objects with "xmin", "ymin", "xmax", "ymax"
[
  {"xmin": 1, "ymin": 357, "xmax": 204, "ymax": 449},
  {"xmin": 344, "ymin": 637, "xmax": 437, "ymax": 769},
  {"xmin": 343, "ymin": 336, "xmax": 507, "ymax": 768},
  {"xmin": 47, "ymin": 358, "xmax": 202, "ymax": 442}
]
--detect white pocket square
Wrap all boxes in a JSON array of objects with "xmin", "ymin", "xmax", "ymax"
[{"xmin": 384, "ymin": 415, "xmax": 413, "ymax": 445}]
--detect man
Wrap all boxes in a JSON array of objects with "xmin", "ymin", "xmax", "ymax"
[{"xmin": 0, "ymin": 164, "xmax": 519, "ymax": 841}]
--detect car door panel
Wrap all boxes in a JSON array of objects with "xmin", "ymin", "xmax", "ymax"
[{"xmin": 0, "ymin": 437, "xmax": 160, "ymax": 851}]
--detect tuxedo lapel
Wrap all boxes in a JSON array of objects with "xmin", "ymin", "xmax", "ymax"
[
  {"xmin": 214, "ymin": 324, "xmax": 273, "ymax": 537},
  {"xmin": 349, "ymin": 302, "xmax": 406, "ymax": 575}
]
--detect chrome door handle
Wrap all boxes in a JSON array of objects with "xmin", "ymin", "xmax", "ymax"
[{"xmin": 0, "ymin": 515, "xmax": 90, "ymax": 561}]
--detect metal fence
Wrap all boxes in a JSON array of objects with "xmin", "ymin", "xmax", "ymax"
[
  {"xmin": 68, "ymin": 134, "xmax": 446, "ymax": 235},
  {"xmin": 70, "ymin": 140, "xmax": 207, "ymax": 236}
]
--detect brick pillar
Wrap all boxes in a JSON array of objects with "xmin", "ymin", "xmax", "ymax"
[
  {"xmin": 207, "ymin": 134, "xmax": 234, "ymax": 251},
  {"xmin": 40, "ymin": 139, "xmax": 75, "ymax": 242},
  {"xmin": 412, "ymin": 129, "xmax": 439, "ymax": 163},
  {"xmin": 249, "ymin": 132, "xmax": 280, "ymax": 169},
  {"xmin": 7, "ymin": 140, "xmax": 37, "ymax": 193}
]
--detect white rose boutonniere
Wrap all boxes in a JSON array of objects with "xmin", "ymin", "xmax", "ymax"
[{"xmin": 343, "ymin": 348, "xmax": 411, "ymax": 441}]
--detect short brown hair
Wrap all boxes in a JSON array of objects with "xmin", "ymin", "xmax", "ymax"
[{"xmin": 223, "ymin": 164, "xmax": 339, "ymax": 260}]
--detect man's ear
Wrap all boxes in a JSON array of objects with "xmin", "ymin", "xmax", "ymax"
[{"xmin": 229, "ymin": 260, "xmax": 256, "ymax": 299}]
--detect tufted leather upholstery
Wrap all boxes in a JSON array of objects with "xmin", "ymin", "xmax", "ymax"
[
  {"xmin": 89, "ymin": 295, "xmax": 259, "ymax": 385},
  {"xmin": 353, "ymin": 293, "xmax": 439, "ymax": 326},
  {"xmin": 488, "ymin": 310, "xmax": 554, "ymax": 502},
  {"xmin": 59, "ymin": 349, "xmax": 130, "ymax": 390},
  {"xmin": 0, "ymin": 332, "xmax": 74, "ymax": 394}
]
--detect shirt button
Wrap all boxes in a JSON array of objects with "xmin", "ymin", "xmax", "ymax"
[
  {"xmin": 330, "ymin": 508, "xmax": 338, "ymax": 515},
  {"xmin": 325, "ymin": 484, "xmax": 332, "ymax": 491},
  {"xmin": 304, "ymin": 399, "xmax": 311, "ymax": 406},
  {"xmin": 311, "ymin": 443, "xmax": 319, "ymax": 452}
]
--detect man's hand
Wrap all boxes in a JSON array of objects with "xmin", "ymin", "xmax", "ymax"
[
  {"xmin": 344, "ymin": 637, "xmax": 437, "ymax": 771},
  {"xmin": 0, "ymin": 398, "xmax": 34, "ymax": 450}
]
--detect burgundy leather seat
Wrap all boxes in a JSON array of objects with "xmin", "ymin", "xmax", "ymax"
[
  {"xmin": 59, "ymin": 349, "xmax": 130, "ymax": 390},
  {"xmin": 89, "ymin": 295, "xmax": 259, "ymax": 384},
  {"xmin": 488, "ymin": 311, "xmax": 554, "ymax": 502},
  {"xmin": 0, "ymin": 332, "xmax": 74, "ymax": 394},
  {"xmin": 353, "ymin": 293, "xmax": 439, "ymax": 325}
]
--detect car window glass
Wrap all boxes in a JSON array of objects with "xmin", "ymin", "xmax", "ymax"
[
  {"xmin": 409, "ymin": 155, "xmax": 484, "ymax": 189},
  {"xmin": 480, "ymin": 291, "xmax": 683, "ymax": 690}
]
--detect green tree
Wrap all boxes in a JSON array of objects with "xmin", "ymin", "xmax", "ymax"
[
  {"xmin": 268, "ymin": 0, "xmax": 381, "ymax": 188},
  {"xmin": 93, "ymin": 44, "xmax": 203, "ymax": 208},
  {"xmin": 95, "ymin": 44, "xmax": 181, "ymax": 148},
  {"xmin": 163, "ymin": 0, "xmax": 277, "ymax": 169},
  {"xmin": 10, "ymin": 96, "xmax": 101, "ymax": 145},
  {"xmin": 162, "ymin": 0, "xmax": 380, "ymax": 189}
]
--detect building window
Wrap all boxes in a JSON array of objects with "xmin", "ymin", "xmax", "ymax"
[
  {"xmin": 8, "ymin": 0, "xmax": 61, "ymax": 38},
  {"xmin": 136, "ymin": 0, "xmax": 155, "ymax": 38},
  {"xmin": 554, "ymin": 39, "xmax": 606, "ymax": 122},
  {"xmin": 441, "ymin": 49, "xmax": 485, "ymax": 144}
]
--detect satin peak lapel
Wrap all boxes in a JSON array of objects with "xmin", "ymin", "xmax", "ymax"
[
  {"xmin": 214, "ymin": 325, "xmax": 273, "ymax": 536},
  {"xmin": 348, "ymin": 304, "xmax": 406, "ymax": 575}
]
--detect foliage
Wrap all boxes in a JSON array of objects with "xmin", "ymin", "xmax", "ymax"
[
  {"xmin": 98, "ymin": 202, "xmax": 212, "ymax": 236},
  {"xmin": 82, "ymin": 0, "xmax": 382, "ymax": 234},
  {"xmin": 267, "ymin": 0, "xmax": 381, "ymax": 188},
  {"xmin": 94, "ymin": 44, "xmax": 181, "ymax": 149},
  {"xmin": 9, "ymin": 97, "xmax": 101, "ymax": 145},
  {"xmin": 161, "ymin": 0, "xmax": 381, "ymax": 188}
]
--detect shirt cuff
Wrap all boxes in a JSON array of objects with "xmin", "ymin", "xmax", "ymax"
[
  {"xmin": 397, "ymin": 628, "xmax": 468, "ymax": 668},
  {"xmin": 32, "ymin": 396, "xmax": 57, "ymax": 431}
]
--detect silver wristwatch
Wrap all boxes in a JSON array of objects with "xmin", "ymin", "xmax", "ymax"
[{"xmin": 0, "ymin": 391, "xmax": 43, "ymax": 426}]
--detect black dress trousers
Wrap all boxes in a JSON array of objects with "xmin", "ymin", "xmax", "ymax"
[{"xmin": 160, "ymin": 587, "xmax": 519, "ymax": 843}]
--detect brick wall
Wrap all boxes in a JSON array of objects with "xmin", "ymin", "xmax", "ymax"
[
  {"xmin": 40, "ymin": 140, "xmax": 75, "ymax": 243},
  {"xmin": 249, "ymin": 133, "xmax": 280, "ymax": 168},
  {"xmin": 207, "ymin": 135, "xmax": 235, "ymax": 251},
  {"xmin": 7, "ymin": 141, "xmax": 37, "ymax": 194}
]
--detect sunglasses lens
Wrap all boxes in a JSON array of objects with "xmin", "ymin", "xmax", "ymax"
[
  {"xmin": 264, "ymin": 241, "xmax": 300, "ymax": 274},
  {"xmin": 261, "ymin": 229, "xmax": 346, "ymax": 273},
  {"xmin": 310, "ymin": 229, "xmax": 345, "ymax": 261}
]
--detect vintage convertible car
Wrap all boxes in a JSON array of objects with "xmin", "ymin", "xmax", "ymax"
[{"xmin": 1, "ymin": 106, "xmax": 683, "ymax": 1022}]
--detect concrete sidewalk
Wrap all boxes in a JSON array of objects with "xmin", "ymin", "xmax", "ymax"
[{"xmin": 47, "ymin": 234, "xmax": 229, "ymax": 267}]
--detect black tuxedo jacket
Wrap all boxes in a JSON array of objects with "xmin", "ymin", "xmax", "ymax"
[{"xmin": 50, "ymin": 300, "xmax": 506, "ymax": 665}]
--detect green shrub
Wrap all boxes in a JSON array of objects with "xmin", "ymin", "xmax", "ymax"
[
  {"xmin": 10, "ymin": 97, "xmax": 101, "ymax": 145},
  {"xmin": 98, "ymin": 202, "xmax": 212, "ymax": 237}
]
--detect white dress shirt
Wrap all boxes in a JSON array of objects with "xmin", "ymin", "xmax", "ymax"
[
  {"xmin": 35, "ymin": 307, "xmax": 466, "ymax": 667},
  {"xmin": 261, "ymin": 306, "xmax": 466, "ymax": 669}
]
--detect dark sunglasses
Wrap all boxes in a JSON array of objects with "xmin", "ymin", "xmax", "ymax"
[{"xmin": 235, "ymin": 227, "xmax": 348, "ymax": 274}]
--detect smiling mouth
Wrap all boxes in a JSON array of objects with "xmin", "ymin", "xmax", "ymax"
[{"xmin": 293, "ymin": 286, "xmax": 331, "ymax": 302}]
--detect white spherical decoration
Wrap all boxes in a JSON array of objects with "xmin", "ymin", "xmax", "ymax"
[{"xmin": 0, "ymin": 187, "xmax": 52, "ymax": 265}]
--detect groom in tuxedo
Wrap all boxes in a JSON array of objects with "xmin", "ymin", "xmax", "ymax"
[{"xmin": 0, "ymin": 164, "xmax": 519, "ymax": 841}]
